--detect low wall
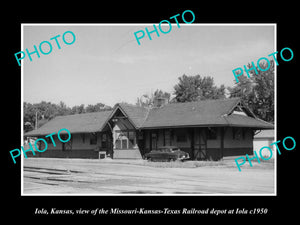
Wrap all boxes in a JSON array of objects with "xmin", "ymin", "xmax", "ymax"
[{"xmin": 113, "ymin": 149, "xmax": 142, "ymax": 159}]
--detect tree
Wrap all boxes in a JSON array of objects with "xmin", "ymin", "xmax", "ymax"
[
  {"xmin": 24, "ymin": 102, "xmax": 36, "ymax": 131},
  {"xmin": 71, "ymin": 104, "xmax": 85, "ymax": 114},
  {"xmin": 55, "ymin": 101, "xmax": 71, "ymax": 116},
  {"xmin": 85, "ymin": 102, "xmax": 112, "ymax": 113},
  {"xmin": 173, "ymin": 74, "xmax": 226, "ymax": 102},
  {"xmin": 228, "ymin": 60, "xmax": 274, "ymax": 122},
  {"xmin": 23, "ymin": 101, "xmax": 112, "ymax": 133},
  {"xmin": 24, "ymin": 101, "xmax": 54, "ymax": 131}
]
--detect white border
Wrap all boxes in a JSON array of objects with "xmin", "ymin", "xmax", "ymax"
[
  {"xmin": 21, "ymin": 23, "xmax": 277, "ymax": 196},
  {"xmin": 21, "ymin": 23, "xmax": 24, "ymax": 194}
]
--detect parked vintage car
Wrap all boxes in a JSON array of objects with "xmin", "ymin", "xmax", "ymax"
[{"xmin": 144, "ymin": 146, "xmax": 189, "ymax": 162}]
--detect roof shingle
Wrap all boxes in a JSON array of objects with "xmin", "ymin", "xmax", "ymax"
[
  {"xmin": 24, "ymin": 110, "xmax": 112, "ymax": 136},
  {"xmin": 142, "ymin": 98, "xmax": 241, "ymax": 128}
]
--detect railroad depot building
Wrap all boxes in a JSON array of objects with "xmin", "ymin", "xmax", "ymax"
[{"xmin": 24, "ymin": 98, "xmax": 274, "ymax": 160}]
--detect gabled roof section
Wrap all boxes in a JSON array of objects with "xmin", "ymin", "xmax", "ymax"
[
  {"xmin": 117, "ymin": 103, "xmax": 150, "ymax": 128},
  {"xmin": 141, "ymin": 98, "xmax": 273, "ymax": 129},
  {"xmin": 24, "ymin": 110, "xmax": 112, "ymax": 137},
  {"xmin": 100, "ymin": 103, "xmax": 150, "ymax": 130},
  {"xmin": 254, "ymin": 129, "xmax": 275, "ymax": 139},
  {"xmin": 226, "ymin": 99, "xmax": 256, "ymax": 118},
  {"xmin": 223, "ymin": 114, "xmax": 274, "ymax": 129},
  {"xmin": 142, "ymin": 98, "xmax": 241, "ymax": 128}
]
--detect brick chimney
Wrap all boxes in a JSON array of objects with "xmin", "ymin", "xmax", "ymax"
[{"xmin": 153, "ymin": 97, "xmax": 169, "ymax": 108}]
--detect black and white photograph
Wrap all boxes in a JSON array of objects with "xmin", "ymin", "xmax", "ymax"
[
  {"xmin": 21, "ymin": 24, "xmax": 276, "ymax": 195},
  {"xmin": 4, "ymin": 5, "xmax": 299, "ymax": 220}
]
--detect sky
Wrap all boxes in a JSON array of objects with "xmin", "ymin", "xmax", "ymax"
[{"xmin": 23, "ymin": 24, "xmax": 275, "ymax": 108}]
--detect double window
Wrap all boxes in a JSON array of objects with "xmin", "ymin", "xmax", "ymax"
[{"xmin": 115, "ymin": 130, "xmax": 135, "ymax": 149}]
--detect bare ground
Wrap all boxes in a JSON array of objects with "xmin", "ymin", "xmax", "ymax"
[{"xmin": 22, "ymin": 158, "xmax": 275, "ymax": 195}]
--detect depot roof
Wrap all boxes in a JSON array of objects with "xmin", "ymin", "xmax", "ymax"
[
  {"xmin": 24, "ymin": 110, "xmax": 112, "ymax": 136},
  {"xmin": 24, "ymin": 98, "xmax": 274, "ymax": 136}
]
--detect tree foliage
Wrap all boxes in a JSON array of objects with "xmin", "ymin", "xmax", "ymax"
[
  {"xmin": 173, "ymin": 75, "xmax": 226, "ymax": 102},
  {"xmin": 24, "ymin": 101, "xmax": 112, "ymax": 132},
  {"xmin": 228, "ymin": 60, "xmax": 274, "ymax": 123}
]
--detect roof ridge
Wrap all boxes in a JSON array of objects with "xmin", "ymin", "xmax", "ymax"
[
  {"xmin": 54, "ymin": 110, "xmax": 113, "ymax": 118},
  {"xmin": 118, "ymin": 102, "xmax": 147, "ymax": 109},
  {"xmin": 168, "ymin": 97, "xmax": 240, "ymax": 105}
]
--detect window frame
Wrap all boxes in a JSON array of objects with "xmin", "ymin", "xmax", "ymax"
[
  {"xmin": 81, "ymin": 133, "xmax": 85, "ymax": 143},
  {"xmin": 207, "ymin": 127, "xmax": 218, "ymax": 140},
  {"xmin": 115, "ymin": 130, "xmax": 136, "ymax": 150},
  {"xmin": 176, "ymin": 129, "xmax": 187, "ymax": 143},
  {"xmin": 232, "ymin": 127, "xmax": 243, "ymax": 140},
  {"xmin": 90, "ymin": 133, "xmax": 97, "ymax": 145},
  {"xmin": 101, "ymin": 133, "xmax": 107, "ymax": 148}
]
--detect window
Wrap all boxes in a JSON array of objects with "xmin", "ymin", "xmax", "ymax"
[
  {"xmin": 115, "ymin": 131, "xmax": 127, "ymax": 149},
  {"xmin": 128, "ymin": 131, "xmax": 135, "ymax": 148},
  {"xmin": 45, "ymin": 136, "xmax": 53, "ymax": 144},
  {"xmin": 115, "ymin": 139, "xmax": 121, "ymax": 149},
  {"xmin": 232, "ymin": 128, "xmax": 242, "ymax": 140},
  {"xmin": 176, "ymin": 130, "xmax": 187, "ymax": 142},
  {"xmin": 101, "ymin": 133, "xmax": 107, "ymax": 148},
  {"xmin": 90, "ymin": 133, "xmax": 97, "ymax": 145},
  {"xmin": 242, "ymin": 128, "xmax": 247, "ymax": 139},
  {"xmin": 151, "ymin": 132, "xmax": 157, "ymax": 149},
  {"xmin": 121, "ymin": 139, "xmax": 127, "ymax": 149},
  {"xmin": 62, "ymin": 142, "xmax": 72, "ymax": 151},
  {"xmin": 115, "ymin": 130, "xmax": 136, "ymax": 149},
  {"xmin": 207, "ymin": 128, "xmax": 217, "ymax": 140},
  {"xmin": 81, "ymin": 133, "xmax": 85, "ymax": 143},
  {"xmin": 164, "ymin": 129, "xmax": 171, "ymax": 146}
]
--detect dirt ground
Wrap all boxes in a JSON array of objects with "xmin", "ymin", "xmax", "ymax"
[{"xmin": 22, "ymin": 158, "xmax": 275, "ymax": 195}]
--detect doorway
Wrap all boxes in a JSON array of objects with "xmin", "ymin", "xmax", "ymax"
[
  {"xmin": 150, "ymin": 130, "xmax": 158, "ymax": 150},
  {"xmin": 194, "ymin": 128, "xmax": 207, "ymax": 160}
]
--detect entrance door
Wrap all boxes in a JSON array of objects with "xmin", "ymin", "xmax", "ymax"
[
  {"xmin": 150, "ymin": 131, "xmax": 157, "ymax": 150},
  {"xmin": 194, "ymin": 128, "xmax": 207, "ymax": 160}
]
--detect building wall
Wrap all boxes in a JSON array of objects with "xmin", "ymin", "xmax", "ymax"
[
  {"xmin": 143, "ymin": 128, "xmax": 192, "ymax": 150},
  {"xmin": 143, "ymin": 127, "xmax": 254, "ymax": 160},
  {"xmin": 27, "ymin": 132, "xmax": 105, "ymax": 159},
  {"xmin": 224, "ymin": 127, "xmax": 253, "ymax": 148},
  {"xmin": 44, "ymin": 133, "xmax": 102, "ymax": 150},
  {"xmin": 26, "ymin": 127, "xmax": 255, "ymax": 160},
  {"xmin": 223, "ymin": 127, "xmax": 253, "ymax": 157},
  {"xmin": 253, "ymin": 138, "xmax": 274, "ymax": 158}
]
